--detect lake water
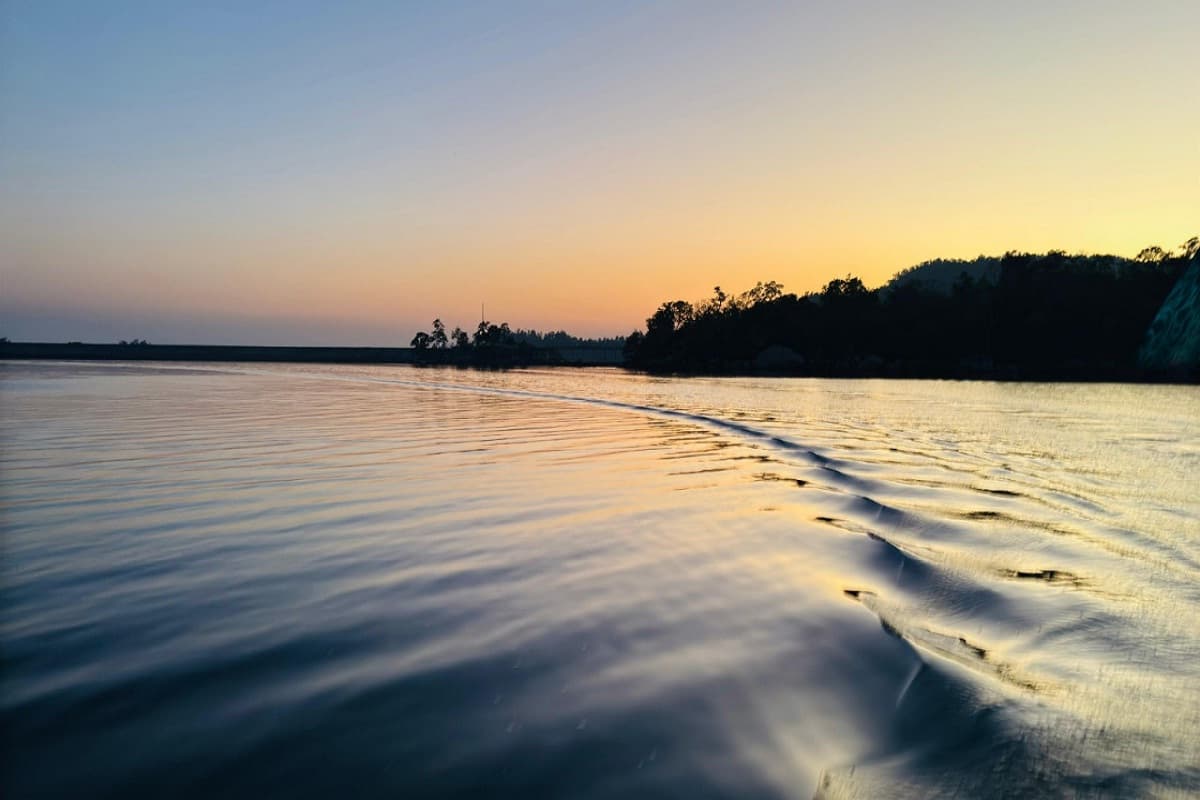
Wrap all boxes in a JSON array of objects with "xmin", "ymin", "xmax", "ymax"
[{"xmin": 2, "ymin": 361, "xmax": 1198, "ymax": 798}]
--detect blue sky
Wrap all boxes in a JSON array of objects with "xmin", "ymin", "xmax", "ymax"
[{"xmin": 3, "ymin": 1, "xmax": 1197, "ymax": 344}]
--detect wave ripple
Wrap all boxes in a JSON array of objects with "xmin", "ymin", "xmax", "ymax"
[{"xmin": 2, "ymin": 362, "xmax": 1198, "ymax": 798}]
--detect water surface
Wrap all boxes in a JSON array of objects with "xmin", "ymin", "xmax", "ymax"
[{"xmin": 2, "ymin": 362, "xmax": 1198, "ymax": 798}]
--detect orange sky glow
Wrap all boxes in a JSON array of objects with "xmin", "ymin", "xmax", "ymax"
[{"xmin": 2, "ymin": 2, "xmax": 1197, "ymax": 344}]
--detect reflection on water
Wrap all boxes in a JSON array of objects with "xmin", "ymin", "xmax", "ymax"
[{"xmin": 2, "ymin": 362, "xmax": 1198, "ymax": 798}]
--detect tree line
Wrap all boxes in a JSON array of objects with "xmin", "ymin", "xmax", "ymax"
[
  {"xmin": 409, "ymin": 319, "xmax": 622, "ymax": 366},
  {"xmin": 623, "ymin": 238, "xmax": 1198, "ymax": 380}
]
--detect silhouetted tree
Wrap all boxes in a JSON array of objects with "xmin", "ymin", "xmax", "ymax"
[
  {"xmin": 431, "ymin": 319, "xmax": 448, "ymax": 349},
  {"xmin": 473, "ymin": 320, "xmax": 515, "ymax": 348},
  {"xmin": 738, "ymin": 280, "xmax": 784, "ymax": 307},
  {"xmin": 821, "ymin": 275, "xmax": 869, "ymax": 300},
  {"xmin": 701, "ymin": 286, "xmax": 728, "ymax": 317},
  {"xmin": 623, "ymin": 330, "xmax": 644, "ymax": 362}
]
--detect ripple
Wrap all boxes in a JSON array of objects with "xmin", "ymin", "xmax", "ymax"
[{"xmin": 2, "ymin": 362, "xmax": 1198, "ymax": 799}]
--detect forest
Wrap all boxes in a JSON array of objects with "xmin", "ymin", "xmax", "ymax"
[{"xmin": 623, "ymin": 239, "xmax": 1199, "ymax": 380}]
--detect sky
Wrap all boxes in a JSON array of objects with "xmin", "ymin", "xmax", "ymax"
[{"xmin": 2, "ymin": 0, "xmax": 1198, "ymax": 345}]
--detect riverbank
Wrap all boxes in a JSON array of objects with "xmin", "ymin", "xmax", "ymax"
[
  {"xmin": 3, "ymin": 341, "xmax": 1193, "ymax": 381},
  {"xmin": 0, "ymin": 341, "xmax": 627, "ymax": 367}
]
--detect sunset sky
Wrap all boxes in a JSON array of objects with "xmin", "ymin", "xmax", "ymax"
[{"xmin": 2, "ymin": 1, "xmax": 1198, "ymax": 344}]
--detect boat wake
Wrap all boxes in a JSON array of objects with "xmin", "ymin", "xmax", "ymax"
[{"xmin": 5, "ymin": 361, "xmax": 1197, "ymax": 799}]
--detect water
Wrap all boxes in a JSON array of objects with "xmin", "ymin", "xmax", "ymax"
[{"xmin": 2, "ymin": 361, "xmax": 1198, "ymax": 798}]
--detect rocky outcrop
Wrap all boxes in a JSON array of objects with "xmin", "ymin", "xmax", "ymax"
[{"xmin": 1139, "ymin": 256, "xmax": 1200, "ymax": 376}]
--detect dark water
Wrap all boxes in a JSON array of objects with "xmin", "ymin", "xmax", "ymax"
[{"xmin": 2, "ymin": 362, "xmax": 1198, "ymax": 798}]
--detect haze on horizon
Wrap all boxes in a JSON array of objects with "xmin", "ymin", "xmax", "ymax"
[{"xmin": 2, "ymin": 0, "xmax": 1197, "ymax": 346}]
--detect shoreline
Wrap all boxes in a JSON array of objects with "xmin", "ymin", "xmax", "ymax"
[
  {"xmin": 2, "ymin": 342, "xmax": 1194, "ymax": 383},
  {"xmin": 0, "ymin": 341, "xmax": 625, "ymax": 368}
]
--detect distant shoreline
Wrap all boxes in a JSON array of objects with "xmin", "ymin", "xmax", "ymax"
[
  {"xmin": 0, "ymin": 341, "xmax": 625, "ymax": 368},
  {"xmin": 2, "ymin": 341, "xmax": 1194, "ymax": 383},
  {"xmin": 0, "ymin": 342, "xmax": 421, "ymax": 365}
]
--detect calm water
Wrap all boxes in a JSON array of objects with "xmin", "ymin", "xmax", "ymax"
[{"xmin": 2, "ymin": 362, "xmax": 1198, "ymax": 798}]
